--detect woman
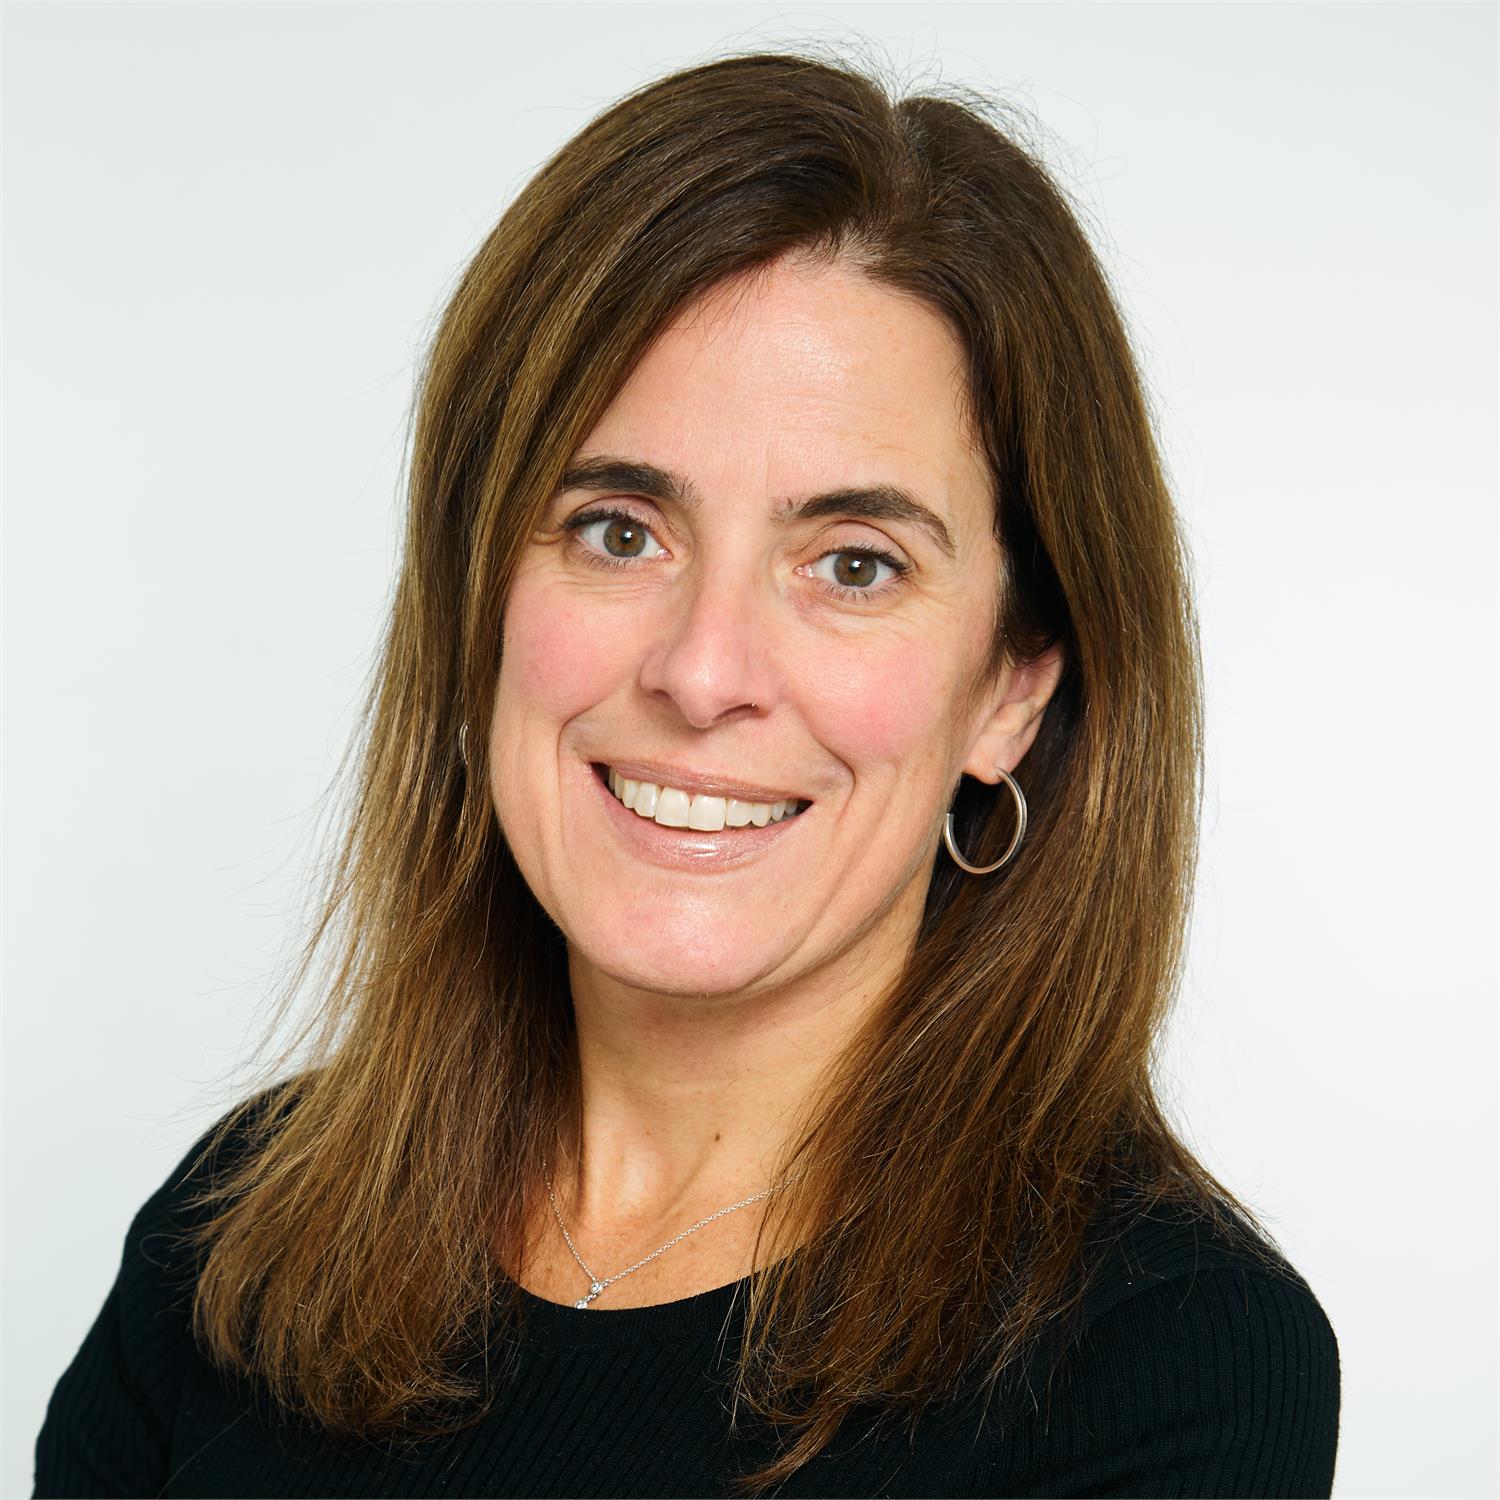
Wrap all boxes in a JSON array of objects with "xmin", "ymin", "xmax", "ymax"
[{"xmin": 35, "ymin": 48, "xmax": 1340, "ymax": 1499}]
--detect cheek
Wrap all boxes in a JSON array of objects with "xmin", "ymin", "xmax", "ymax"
[
  {"xmin": 491, "ymin": 573, "xmax": 638, "ymax": 873},
  {"xmin": 498, "ymin": 572, "xmax": 628, "ymax": 722},
  {"xmin": 800, "ymin": 633, "xmax": 957, "ymax": 768}
]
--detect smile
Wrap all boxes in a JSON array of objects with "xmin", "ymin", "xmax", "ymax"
[
  {"xmin": 585, "ymin": 761, "xmax": 811, "ymax": 870},
  {"xmin": 601, "ymin": 766, "xmax": 810, "ymax": 831}
]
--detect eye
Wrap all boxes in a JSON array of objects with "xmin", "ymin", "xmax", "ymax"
[
  {"xmin": 804, "ymin": 546, "xmax": 908, "ymax": 603},
  {"xmin": 563, "ymin": 506, "xmax": 667, "ymax": 566},
  {"xmin": 559, "ymin": 505, "xmax": 909, "ymax": 605}
]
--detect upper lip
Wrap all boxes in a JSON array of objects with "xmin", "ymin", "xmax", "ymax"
[{"xmin": 594, "ymin": 758, "xmax": 811, "ymax": 805}]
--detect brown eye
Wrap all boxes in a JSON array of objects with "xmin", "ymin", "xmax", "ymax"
[
  {"xmin": 600, "ymin": 516, "xmax": 647, "ymax": 558},
  {"xmin": 563, "ymin": 507, "xmax": 665, "ymax": 564},
  {"xmin": 804, "ymin": 544, "xmax": 909, "ymax": 603},
  {"xmin": 830, "ymin": 552, "xmax": 882, "ymax": 588}
]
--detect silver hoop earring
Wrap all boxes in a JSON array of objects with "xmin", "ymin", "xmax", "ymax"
[
  {"xmin": 458, "ymin": 720, "xmax": 469, "ymax": 768},
  {"xmin": 942, "ymin": 767, "xmax": 1027, "ymax": 876}
]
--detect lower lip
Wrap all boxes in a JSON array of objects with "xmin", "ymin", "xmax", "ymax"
[{"xmin": 583, "ymin": 761, "xmax": 812, "ymax": 871}]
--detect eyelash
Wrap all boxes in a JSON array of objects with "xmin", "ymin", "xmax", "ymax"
[{"xmin": 560, "ymin": 504, "xmax": 911, "ymax": 604}]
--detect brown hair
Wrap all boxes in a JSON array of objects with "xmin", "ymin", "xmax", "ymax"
[{"xmin": 174, "ymin": 44, "xmax": 1283, "ymax": 1493}]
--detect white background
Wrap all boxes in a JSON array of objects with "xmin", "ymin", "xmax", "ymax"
[{"xmin": 3, "ymin": 4, "xmax": 1495, "ymax": 1497}]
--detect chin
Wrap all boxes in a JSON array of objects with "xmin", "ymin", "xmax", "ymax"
[{"xmin": 568, "ymin": 924, "xmax": 789, "ymax": 1000}]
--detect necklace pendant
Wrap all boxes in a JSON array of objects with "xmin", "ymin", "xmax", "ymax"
[{"xmin": 573, "ymin": 1297, "xmax": 590, "ymax": 1309}]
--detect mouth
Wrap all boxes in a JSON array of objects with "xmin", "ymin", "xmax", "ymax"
[
  {"xmin": 590, "ymin": 762, "xmax": 810, "ymax": 829},
  {"xmin": 584, "ymin": 760, "xmax": 811, "ymax": 869}
]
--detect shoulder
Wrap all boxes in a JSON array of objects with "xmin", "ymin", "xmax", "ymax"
[
  {"xmin": 107, "ymin": 1074, "xmax": 311, "ymax": 1344},
  {"xmin": 1073, "ymin": 1188, "xmax": 1341, "ymax": 1390},
  {"xmin": 106, "ymin": 1075, "xmax": 313, "ymax": 1344},
  {"xmin": 1012, "ymin": 1189, "xmax": 1342, "ymax": 1496},
  {"xmin": 127, "ymin": 1074, "xmax": 309, "ymax": 1262},
  {"xmin": 33, "ymin": 1076, "xmax": 311, "ymax": 1496},
  {"xmin": 84, "ymin": 1072, "xmax": 315, "ymax": 1375},
  {"xmin": 1075, "ymin": 1183, "xmax": 1334, "ymax": 1331}
]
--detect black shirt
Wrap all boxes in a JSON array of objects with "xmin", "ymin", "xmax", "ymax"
[{"xmin": 34, "ymin": 1103, "xmax": 1341, "ymax": 1498}]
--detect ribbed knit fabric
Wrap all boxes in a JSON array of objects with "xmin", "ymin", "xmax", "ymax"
[{"xmin": 33, "ymin": 1097, "xmax": 1341, "ymax": 1498}]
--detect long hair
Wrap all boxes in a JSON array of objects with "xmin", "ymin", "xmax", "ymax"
[{"xmin": 175, "ymin": 45, "xmax": 1281, "ymax": 1494}]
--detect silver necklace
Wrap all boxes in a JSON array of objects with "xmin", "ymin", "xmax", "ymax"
[{"xmin": 542, "ymin": 1163, "xmax": 784, "ymax": 1309}]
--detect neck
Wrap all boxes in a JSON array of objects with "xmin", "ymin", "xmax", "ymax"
[{"xmin": 549, "ymin": 901, "xmax": 920, "ymax": 1243}]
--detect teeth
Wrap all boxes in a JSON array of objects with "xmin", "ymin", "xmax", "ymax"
[
  {"xmin": 653, "ymin": 787, "xmax": 691, "ymax": 827},
  {"xmin": 687, "ymin": 795, "xmax": 727, "ymax": 831},
  {"xmin": 605, "ymin": 767, "xmax": 804, "ymax": 830}
]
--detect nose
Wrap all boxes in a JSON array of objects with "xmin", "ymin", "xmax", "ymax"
[{"xmin": 636, "ymin": 559, "xmax": 780, "ymax": 729}]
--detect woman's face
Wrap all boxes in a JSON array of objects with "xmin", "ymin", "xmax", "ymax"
[{"xmin": 491, "ymin": 255, "xmax": 1028, "ymax": 1001}]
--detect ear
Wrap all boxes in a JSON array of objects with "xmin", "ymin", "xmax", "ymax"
[{"xmin": 961, "ymin": 640, "xmax": 1066, "ymax": 783}]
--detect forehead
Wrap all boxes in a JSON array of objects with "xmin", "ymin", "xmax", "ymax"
[{"xmin": 579, "ymin": 259, "xmax": 991, "ymax": 539}]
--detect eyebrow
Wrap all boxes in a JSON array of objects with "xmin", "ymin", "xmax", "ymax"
[{"xmin": 555, "ymin": 454, "xmax": 958, "ymax": 559}]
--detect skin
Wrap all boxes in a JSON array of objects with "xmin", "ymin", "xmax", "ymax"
[{"xmin": 489, "ymin": 252, "xmax": 1065, "ymax": 1305}]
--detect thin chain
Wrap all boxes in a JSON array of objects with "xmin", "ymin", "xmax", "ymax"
[{"xmin": 542, "ymin": 1162, "xmax": 791, "ymax": 1309}]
